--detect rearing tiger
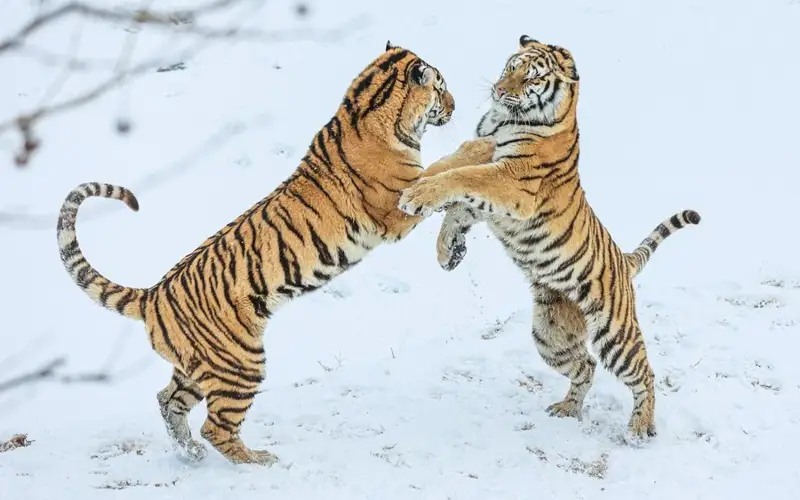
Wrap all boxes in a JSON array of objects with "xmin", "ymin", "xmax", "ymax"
[
  {"xmin": 56, "ymin": 42, "xmax": 483, "ymax": 465},
  {"xmin": 398, "ymin": 36, "xmax": 700, "ymax": 439}
]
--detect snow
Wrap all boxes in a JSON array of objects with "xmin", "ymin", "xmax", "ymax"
[{"xmin": 2, "ymin": 0, "xmax": 800, "ymax": 497}]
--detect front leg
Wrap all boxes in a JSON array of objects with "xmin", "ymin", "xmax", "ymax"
[
  {"xmin": 382, "ymin": 138, "xmax": 496, "ymax": 243},
  {"xmin": 382, "ymin": 208, "xmax": 422, "ymax": 242},
  {"xmin": 420, "ymin": 137, "xmax": 496, "ymax": 179},
  {"xmin": 398, "ymin": 163, "xmax": 541, "ymax": 219},
  {"xmin": 436, "ymin": 205, "xmax": 483, "ymax": 271}
]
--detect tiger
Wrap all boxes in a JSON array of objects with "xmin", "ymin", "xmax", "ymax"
[
  {"xmin": 397, "ymin": 35, "xmax": 701, "ymax": 439},
  {"xmin": 55, "ymin": 42, "xmax": 489, "ymax": 466}
]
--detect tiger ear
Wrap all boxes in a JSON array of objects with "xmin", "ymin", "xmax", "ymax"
[
  {"xmin": 548, "ymin": 44, "xmax": 580, "ymax": 82},
  {"xmin": 519, "ymin": 35, "xmax": 539, "ymax": 48},
  {"xmin": 386, "ymin": 40, "xmax": 397, "ymax": 51},
  {"xmin": 412, "ymin": 63, "xmax": 435, "ymax": 86}
]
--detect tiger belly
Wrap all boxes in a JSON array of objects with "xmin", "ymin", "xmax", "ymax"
[
  {"xmin": 261, "ymin": 228, "xmax": 383, "ymax": 313},
  {"xmin": 487, "ymin": 217, "xmax": 576, "ymax": 295}
]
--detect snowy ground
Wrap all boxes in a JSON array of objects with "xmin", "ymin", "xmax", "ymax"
[{"xmin": 2, "ymin": 0, "xmax": 800, "ymax": 498}]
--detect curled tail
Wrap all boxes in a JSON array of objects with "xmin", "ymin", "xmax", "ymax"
[
  {"xmin": 625, "ymin": 209, "xmax": 701, "ymax": 278},
  {"xmin": 57, "ymin": 182, "xmax": 148, "ymax": 320}
]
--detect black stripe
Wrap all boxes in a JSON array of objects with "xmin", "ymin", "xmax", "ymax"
[
  {"xmin": 313, "ymin": 270, "xmax": 331, "ymax": 282},
  {"xmin": 115, "ymin": 288, "xmax": 139, "ymax": 314},
  {"xmin": 287, "ymin": 187, "xmax": 321, "ymax": 218},
  {"xmin": 307, "ymin": 220, "xmax": 335, "ymax": 266},
  {"xmin": 378, "ymin": 49, "xmax": 410, "ymax": 71},
  {"xmin": 368, "ymin": 69, "xmax": 398, "ymax": 112},
  {"xmin": 497, "ymin": 137, "xmax": 538, "ymax": 148},
  {"xmin": 275, "ymin": 204, "xmax": 304, "ymax": 243},
  {"xmin": 542, "ymin": 214, "xmax": 577, "ymax": 252},
  {"xmin": 249, "ymin": 294, "xmax": 271, "ymax": 318},
  {"xmin": 152, "ymin": 298, "xmax": 182, "ymax": 362},
  {"xmin": 617, "ymin": 340, "xmax": 642, "ymax": 378}
]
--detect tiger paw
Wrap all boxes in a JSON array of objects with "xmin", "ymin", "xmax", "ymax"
[
  {"xmin": 627, "ymin": 413, "xmax": 657, "ymax": 439},
  {"xmin": 546, "ymin": 400, "xmax": 583, "ymax": 419},
  {"xmin": 173, "ymin": 438, "xmax": 208, "ymax": 463},
  {"xmin": 185, "ymin": 440, "xmax": 208, "ymax": 462},
  {"xmin": 398, "ymin": 178, "xmax": 452, "ymax": 217},
  {"xmin": 437, "ymin": 230, "xmax": 467, "ymax": 271},
  {"xmin": 227, "ymin": 447, "xmax": 280, "ymax": 466},
  {"xmin": 249, "ymin": 449, "xmax": 280, "ymax": 466}
]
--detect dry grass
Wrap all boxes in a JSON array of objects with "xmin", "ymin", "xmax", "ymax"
[{"xmin": 0, "ymin": 433, "xmax": 33, "ymax": 453}]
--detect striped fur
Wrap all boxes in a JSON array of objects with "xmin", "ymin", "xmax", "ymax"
[
  {"xmin": 398, "ymin": 35, "xmax": 701, "ymax": 439},
  {"xmin": 625, "ymin": 209, "xmax": 701, "ymax": 277},
  {"xmin": 56, "ymin": 43, "xmax": 458, "ymax": 465}
]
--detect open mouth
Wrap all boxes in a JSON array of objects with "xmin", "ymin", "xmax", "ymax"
[
  {"xmin": 431, "ymin": 113, "xmax": 450, "ymax": 126},
  {"xmin": 426, "ymin": 108, "xmax": 451, "ymax": 126}
]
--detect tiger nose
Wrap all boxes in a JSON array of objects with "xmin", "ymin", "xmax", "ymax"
[
  {"xmin": 495, "ymin": 87, "xmax": 507, "ymax": 97},
  {"xmin": 445, "ymin": 91, "xmax": 455, "ymax": 110}
]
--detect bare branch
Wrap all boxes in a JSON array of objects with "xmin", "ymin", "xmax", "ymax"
[
  {"xmin": 15, "ymin": 45, "xmax": 133, "ymax": 72},
  {"xmin": 0, "ymin": 352, "xmax": 152, "ymax": 394},
  {"xmin": 1, "ymin": 0, "xmax": 364, "ymax": 167},
  {"xmin": 0, "ymin": 357, "xmax": 66, "ymax": 393},
  {"xmin": 0, "ymin": 0, "xmax": 260, "ymax": 56},
  {"xmin": 2, "ymin": 18, "xmax": 359, "ymax": 137},
  {"xmin": 0, "ymin": 114, "xmax": 267, "ymax": 229}
]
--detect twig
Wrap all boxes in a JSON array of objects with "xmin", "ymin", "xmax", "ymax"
[
  {"xmin": 59, "ymin": 371, "xmax": 110, "ymax": 383},
  {"xmin": 0, "ymin": 356, "xmax": 150, "ymax": 393},
  {"xmin": 1, "ymin": 2, "xmax": 365, "ymax": 167},
  {"xmin": 0, "ymin": 357, "xmax": 66, "ymax": 393},
  {"xmin": 3, "ymin": 13, "xmax": 361, "ymax": 132},
  {"xmin": 0, "ymin": 331, "xmax": 51, "ymax": 375},
  {"xmin": 0, "ymin": 0, "xmax": 259, "ymax": 56},
  {"xmin": 0, "ymin": 113, "xmax": 268, "ymax": 229}
]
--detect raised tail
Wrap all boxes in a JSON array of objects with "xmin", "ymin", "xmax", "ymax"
[
  {"xmin": 57, "ymin": 182, "xmax": 148, "ymax": 320},
  {"xmin": 625, "ymin": 209, "xmax": 701, "ymax": 278}
]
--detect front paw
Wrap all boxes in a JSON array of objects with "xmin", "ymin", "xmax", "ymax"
[
  {"xmin": 437, "ymin": 230, "xmax": 467, "ymax": 271},
  {"xmin": 398, "ymin": 178, "xmax": 450, "ymax": 217}
]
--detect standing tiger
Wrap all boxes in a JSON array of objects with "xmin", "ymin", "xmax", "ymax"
[
  {"xmin": 398, "ymin": 36, "xmax": 701, "ymax": 439},
  {"xmin": 56, "ymin": 42, "xmax": 485, "ymax": 465}
]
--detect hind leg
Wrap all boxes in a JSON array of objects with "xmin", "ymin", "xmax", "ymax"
[
  {"xmin": 573, "ymin": 282, "xmax": 657, "ymax": 438},
  {"xmin": 194, "ymin": 299, "xmax": 274, "ymax": 465},
  {"xmin": 197, "ymin": 376, "xmax": 276, "ymax": 465},
  {"xmin": 157, "ymin": 369, "xmax": 207, "ymax": 462},
  {"xmin": 531, "ymin": 286, "xmax": 596, "ymax": 419},
  {"xmin": 592, "ymin": 318, "xmax": 657, "ymax": 438}
]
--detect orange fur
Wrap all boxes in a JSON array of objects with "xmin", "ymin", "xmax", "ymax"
[
  {"xmin": 400, "ymin": 36, "xmax": 700, "ymax": 439},
  {"xmin": 56, "ymin": 43, "xmax": 457, "ymax": 465}
]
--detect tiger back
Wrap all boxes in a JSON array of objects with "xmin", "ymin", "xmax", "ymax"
[{"xmin": 55, "ymin": 42, "xmax": 458, "ymax": 466}]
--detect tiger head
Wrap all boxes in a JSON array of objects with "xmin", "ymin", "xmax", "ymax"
[
  {"xmin": 489, "ymin": 35, "xmax": 579, "ymax": 126},
  {"xmin": 348, "ymin": 42, "xmax": 454, "ymax": 149},
  {"xmin": 387, "ymin": 41, "xmax": 454, "ymax": 135}
]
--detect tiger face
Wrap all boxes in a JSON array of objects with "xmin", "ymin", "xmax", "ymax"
[
  {"xmin": 386, "ymin": 41, "xmax": 455, "ymax": 138},
  {"xmin": 489, "ymin": 35, "xmax": 579, "ymax": 125}
]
